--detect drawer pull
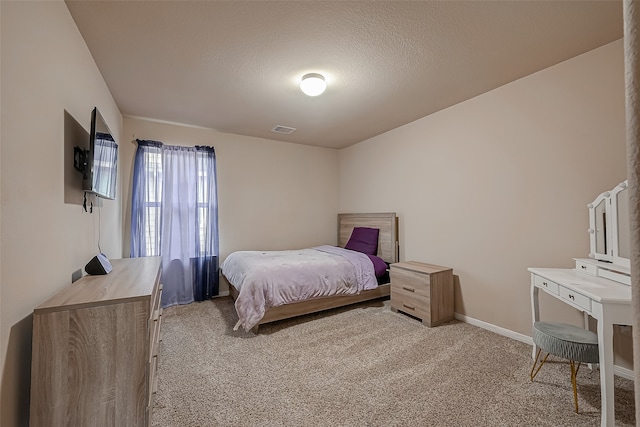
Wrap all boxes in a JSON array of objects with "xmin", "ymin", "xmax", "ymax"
[
  {"xmin": 581, "ymin": 265, "xmax": 587, "ymax": 270},
  {"xmin": 402, "ymin": 286, "xmax": 415, "ymax": 292},
  {"xmin": 542, "ymin": 282, "xmax": 548, "ymax": 287},
  {"xmin": 569, "ymin": 294, "xmax": 575, "ymax": 301},
  {"xmin": 403, "ymin": 303, "xmax": 416, "ymax": 310}
]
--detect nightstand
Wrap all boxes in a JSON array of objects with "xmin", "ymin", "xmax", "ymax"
[{"xmin": 390, "ymin": 261, "xmax": 454, "ymax": 327}]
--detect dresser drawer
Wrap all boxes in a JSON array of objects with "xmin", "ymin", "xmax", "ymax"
[
  {"xmin": 150, "ymin": 282, "xmax": 163, "ymax": 316},
  {"xmin": 148, "ymin": 354, "xmax": 158, "ymax": 407},
  {"xmin": 149, "ymin": 312, "xmax": 162, "ymax": 360},
  {"xmin": 148, "ymin": 282, "xmax": 163, "ymax": 366},
  {"xmin": 534, "ymin": 275, "xmax": 559, "ymax": 295},
  {"xmin": 559, "ymin": 287, "xmax": 591, "ymax": 311}
]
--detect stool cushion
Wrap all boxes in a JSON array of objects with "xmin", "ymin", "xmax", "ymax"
[{"xmin": 532, "ymin": 321, "xmax": 599, "ymax": 364}]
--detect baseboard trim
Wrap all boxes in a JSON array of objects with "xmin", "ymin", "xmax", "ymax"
[
  {"xmin": 454, "ymin": 312, "xmax": 533, "ymax": 345},
  {"xmin": 214, "ymin": 291, "xmax": 230, "ymax": 298},
  {"xmin": 614, "ymin": 365, "xmax": 634, "ymax": 381},
  {"xmin": 454, "ymin": 312, "xmax": 635, "ymax": 380}
]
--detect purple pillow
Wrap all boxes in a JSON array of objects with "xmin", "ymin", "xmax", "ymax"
[
  {"xmin": 367, "ymin": 254, "xmax": 388, "ymax": 277},
  {"xmin": 345, "ymin": 227, "xmax": 379, "ymax": 255}
]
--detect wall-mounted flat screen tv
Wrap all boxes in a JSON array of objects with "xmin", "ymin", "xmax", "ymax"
[{"xmin": 84, "ymin": 107, "xmax": 118, "ymax": 199}]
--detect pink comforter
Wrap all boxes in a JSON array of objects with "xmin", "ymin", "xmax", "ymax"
[{"xmin": 221, "ymin": 245, "xmax": 378, "ymax": 331}]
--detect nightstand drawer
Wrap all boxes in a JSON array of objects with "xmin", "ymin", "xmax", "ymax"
[
  {"xmin": 390, "ymin": 289, "xmax": 430, "ymax": 321},
  {"xmin": 390, "ymin": 266, "xmax": 430, "ymax": 298}
]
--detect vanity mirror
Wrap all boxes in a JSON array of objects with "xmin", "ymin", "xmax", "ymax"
[
  {"xmin": 590, "ymin": 195, "xmax": 608, "ymax": 259},
  {"xmin": 584, "ymin": 180, "xmax": 630, "ymax": 284}
]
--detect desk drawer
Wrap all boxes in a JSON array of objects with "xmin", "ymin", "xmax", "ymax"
[
  {"xmin": 575, "ymin": 260, "xmax": 598, "ymax": 276},
  {"xmin": 559, "ymin": 287, "xmax": 591, "ymax": 311},
  {"xmin": 534, "ymin": 275, "xmax": 559, "ymax": 295}
]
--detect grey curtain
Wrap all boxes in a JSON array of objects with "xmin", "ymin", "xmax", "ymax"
[{"xmin": 623, "ymin": 0, "xmax": 640, "ymax": 420}]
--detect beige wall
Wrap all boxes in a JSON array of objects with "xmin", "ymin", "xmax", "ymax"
[
  {"xmin": 339, "ymin": 39, "xmax": 628, "ymax": 342},
  {"xmin": 121, "ymin": 117, "xmax": 340, "ymax": 293},
  {"xmin": 0, "ymin": 2, "xmax": 123, "ymax": 425}
]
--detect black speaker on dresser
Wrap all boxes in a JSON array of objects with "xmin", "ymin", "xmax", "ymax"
[{"xmin": 85, "ymin": 253, "xmax": 113, "ymax": 275}]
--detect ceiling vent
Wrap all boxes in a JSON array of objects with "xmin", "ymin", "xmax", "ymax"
[{"xmin": 271, "ymin": 125, "xmax": 296, "ymax": 134}]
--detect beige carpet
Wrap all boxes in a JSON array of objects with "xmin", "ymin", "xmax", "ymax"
[{"xmin": 152, "ymin": 297, "xmax": 635, "ymax": 426}]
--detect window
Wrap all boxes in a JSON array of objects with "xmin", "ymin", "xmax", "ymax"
[
  {"xmin": 141, "ymin": 149, "xmax": 162, "ymax": 256},
  {"xmin": 132, "ymin": 142, "xmax": 217, "ymax": 256},
  {"xmin": 131, "ymin": 140, "xmax": 219, "ymax": 306}
]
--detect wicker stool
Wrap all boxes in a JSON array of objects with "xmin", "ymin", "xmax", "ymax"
[{"xmin": 530, "ymin": 321, "xmax": 599, "ymax": 413}]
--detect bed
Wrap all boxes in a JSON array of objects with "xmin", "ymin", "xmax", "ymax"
[{"xmin": 222, "ymin": 212, "xmax": 398, "ymax": 332}]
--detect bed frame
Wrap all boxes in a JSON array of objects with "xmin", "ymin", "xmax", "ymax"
[{"xmin": 227, "ymin": 212, "xmax": 399, "ymax": 332}]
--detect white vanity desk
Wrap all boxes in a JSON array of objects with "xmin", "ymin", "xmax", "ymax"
[
  {"xmin": 529, "ymin": 180, "xmax": 633, "ymax": 427},
  {"xmin": 529, "ymin": 262, "xmax": 631, "ymax": 426}
]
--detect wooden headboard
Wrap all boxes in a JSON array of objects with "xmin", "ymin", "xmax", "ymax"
[{"xmin": 338, "ymin": 212, "xmax": 398, "ymax": 264}]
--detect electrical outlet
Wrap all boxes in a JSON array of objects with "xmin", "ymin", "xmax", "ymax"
[{"xmin": 71, "ymin": 269, "xmax": 83, "ymax": 283}]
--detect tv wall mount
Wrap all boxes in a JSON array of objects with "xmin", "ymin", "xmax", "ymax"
[{"xmin": 73, "ymin": 146, "xmax": 89, "ymax": 179}]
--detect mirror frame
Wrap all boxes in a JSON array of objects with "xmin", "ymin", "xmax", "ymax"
[
  {"xmin": 588, "ymin": 190, "xmax": 612, "ymax": 262},
  {"xmin": 588, "ymin": 180, "xmax": 629, "ymax": 268},
  {"xmin": 609, "ymin": 181, "xmax": 630, "ymax": 268}
]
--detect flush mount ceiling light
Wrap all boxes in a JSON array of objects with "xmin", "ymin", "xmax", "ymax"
[{"xmin": 300, "ymin": 73, "xmax": 326, "ymax": 96}]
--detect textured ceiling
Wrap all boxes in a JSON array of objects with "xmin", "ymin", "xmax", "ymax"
[{"xmin": 65, "ymin": 1, "xmax": 623, "ymax": 149}]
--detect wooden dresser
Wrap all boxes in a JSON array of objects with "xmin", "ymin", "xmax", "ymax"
[
  {"xmin": 30, "ymin": 256, "xmax": 163, "ymax": 427},
  {"xmin": 390, "ymin": 261, "xmax": 454, "ymax": 327}
]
